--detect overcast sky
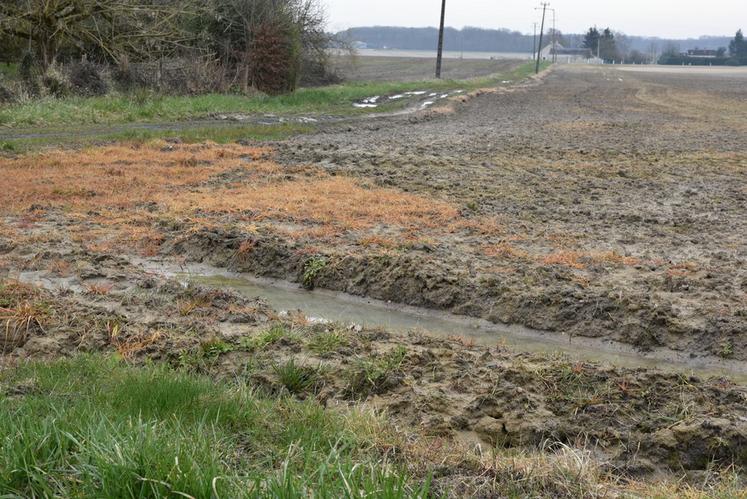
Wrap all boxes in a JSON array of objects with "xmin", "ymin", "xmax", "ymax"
[{"xmin": 323, "ymin": 1, "xmax": 744, "ymax": 39}]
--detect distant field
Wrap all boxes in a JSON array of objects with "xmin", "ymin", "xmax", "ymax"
[
  {"xmin": 616, "ymin": 64, "xmax": 747, "ymax": 77},
  {"xmin": 332, "ymin": 55, "xmax": 523, "ymax": 82}
]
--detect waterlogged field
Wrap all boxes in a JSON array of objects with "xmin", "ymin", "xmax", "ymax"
[{"xmin": 1, "ymin": 64, "xmax": 747, "ymax": 497}]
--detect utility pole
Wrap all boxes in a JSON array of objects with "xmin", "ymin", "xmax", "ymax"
[
  {"xmin": 551, "ymin": 9, "xmax": 557, "ymax": 63},
  {"xmin": 535, "ymin": 3, "xmax": 549, "ymax": 74},
  {"xmin": 436, "ymin": 0, "xmax": 447, "ymax": 78},
  {"xmin": 532, "ymin": 22, "xmax": 538, "ymax": 62}
]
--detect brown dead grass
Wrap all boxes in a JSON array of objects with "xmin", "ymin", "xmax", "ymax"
[
  {"xmin": 1, "ymin": 142, "xmax": 650, "ymax": 275},
  {"xmin": 0, "ymin": 142, "xmax": 461, "ymax": 252},
  {"xmin": 358, "ymin": 235, "xmax": 399, "ymax": 249},
  {"xmin": 483, "ymin": 243, "xmax": 529, "ymax": 260},
  {"xmin": 169, "ymin": 176, "xmax": 458, "ymax": 232},
  {"xmin": 0, "ymin": 142, "xmax": 270, "ymax": 212},
  {"xmin": 542, "ymin": 250, "xmax": 641, "ymax": 270}
]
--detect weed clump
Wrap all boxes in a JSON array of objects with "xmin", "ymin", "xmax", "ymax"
[
  {"xmin": 201, "ymin": 338, "xmax": 234, "ymax": 358},
  {"xmin": 69, "ymin": 61, "xmax": 108, "ymax": 96},
  {"xmin": 0, "ymin": 281, "xmax": 48, "ymax": 353},
  {"xmin": 307, "ymin": 329, "xmax": 349, "ymax": 356},
  {"xmin": 42, "ymin": 66, "xmax": 70, "ymax": 98},
  {"xmin": 302, "ymin": 256, "xmax": 327, "ymax": 290}
]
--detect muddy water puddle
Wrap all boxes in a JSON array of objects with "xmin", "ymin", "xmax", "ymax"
[{"xmin": 146, "ymin": 262, "xmax": 747, "ymax": 383}]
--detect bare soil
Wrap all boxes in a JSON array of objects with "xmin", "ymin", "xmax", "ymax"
[{"xmin": 274, "ymin": 65, "xmax": 747, "ymax": 360}]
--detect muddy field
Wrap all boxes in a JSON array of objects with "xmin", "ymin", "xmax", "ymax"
[
  {"xmin": 1, "ymin": 64, "xmax": 746, "ymax": 493},
  {"xmin": 276, "ymin": 65, "xmax": 747, "ymax": 361}
]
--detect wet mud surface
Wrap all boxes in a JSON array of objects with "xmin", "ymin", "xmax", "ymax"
[{"xmin": 274, "ymin": 65, "xmax": 747, "ymax": 360}]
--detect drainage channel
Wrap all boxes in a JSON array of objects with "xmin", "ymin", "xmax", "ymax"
[{"xmin": 144, "ymin": 261, "xmax": 747, "ymax": 384}]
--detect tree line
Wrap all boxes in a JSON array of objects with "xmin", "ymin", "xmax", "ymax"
[
  {"xmin": 0, "ymin": 0, "xmax": 335, "ymax": 97},
  {"xmin": 341, "ymin": 26, "xmax": 734, "ymax": 59},
  {"xmin": 341, "ymin": 26, "xmax": 535, "ymax": 53},
  {"xmin": 658, "ymin": 30, "xmax": 747, "ymax": 65}
]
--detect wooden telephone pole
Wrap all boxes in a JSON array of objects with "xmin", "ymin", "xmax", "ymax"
[
  {"xmin": 535, "ymin": 3, "xmax": 549, "ymax": 74},
  {"xmin": 436, "ymin": 0, "xmax": 447, "ymax": 78}
]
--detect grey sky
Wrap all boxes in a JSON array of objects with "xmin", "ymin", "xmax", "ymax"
[{"xmin": 323, "ymin": 1, "xmax": 744, "ymax": 39}]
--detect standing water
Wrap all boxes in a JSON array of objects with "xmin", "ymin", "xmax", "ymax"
[{"xmin": 157, "ymin": 262, "xmax": 747, "ymax": 384}]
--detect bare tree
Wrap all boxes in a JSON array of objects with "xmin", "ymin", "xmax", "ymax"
[
  {"xmin": 208, "ymin": 0, "xmax": 330, "ymax": 93},
  {"xmin": 0, "ymin": 0, "xmax": 200, "ymax": 70}
]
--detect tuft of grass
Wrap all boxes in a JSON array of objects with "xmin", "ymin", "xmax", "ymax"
[
  {"xmin": 308, "ymin": 329, "xmax": 349, "ymax": 355},
  {"xmin": 347, "ymin": 346, "xmax": 408, "ymax": 397},
  {"xmin": 272, "ymin": 358, "xmax": 322, "ymax": 395},
  {"xmin": 0, "ymin": 355, "xmax": 426, "ymax": 498},
  {"xmin": 241, "ymin": 323, "xmax": 296, "ymax": 351},
  {"xmin": 0, "ymin": 282, "xmax": 49, "ymax": 353}
]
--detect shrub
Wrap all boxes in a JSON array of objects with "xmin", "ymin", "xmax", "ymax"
[
  {"xmin": 112, "ymin": 58, "xmax": 146, "ymax": 92},
  {"xmin": 19, "ymin": 52, "xmax": 41, "ymax": 97},
  {"xmin": 0, "ymin": 82, "xmax": 15, "ymax": 103},
  {"xmin": 42, "ymin": 66, "xmax": 70, "ymax": 98},
  {"xmin": 69, "ymin": 61, "xmax": 108, "ymax": 96},
  {"xmin": 250, "ymin": 22, "xmax": 301, "ymax": 94}
]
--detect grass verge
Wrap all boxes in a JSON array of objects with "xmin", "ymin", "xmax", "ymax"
[
  {"xmin": 0, "ymin": 62, "xmax": 546, "ymax": 129},
  {"xmin": 0, "ymin": 122, "xmax": 313, "ymax": 154},
  {"xmin": 0, "ymin": 355, "xmax": 428, "ymax": 498}
]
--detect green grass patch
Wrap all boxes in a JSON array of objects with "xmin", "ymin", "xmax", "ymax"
[
  {"xmin": 241, "ymin": 323, "xmax": 299, "ymax": 351},
  {"xmin": 273, "ymin": 358, "xmax": 324, "ymax": 395},
  {"xmin": 0, "ymin": 61, "xmax": 545, "ymax": 129},
  {"xmin": 0, "ymin": 63, "xmax": 19, "ymax": 80},
  {"xmin": 0, "ymin": 355, "xmax": 428, "ymax": 498},
  {"xmin": 308, "ymin": 329, "xmax": 350, "ymax": 355}
]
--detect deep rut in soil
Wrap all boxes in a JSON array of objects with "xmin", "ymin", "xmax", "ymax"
[{"xmin": 128, "ymin": 259, "xmax": 747, "ymax": 383}]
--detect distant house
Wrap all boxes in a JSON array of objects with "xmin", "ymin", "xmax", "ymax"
[
  {"xmin": 685, "ymin": 49, "xmax": 719, "ymax": 58},
  {"xmin": 540, "ymin": 42, "xmax": 598, "ymax": 63},
  {"xmin": 352, "ymin": 41, "xmax": 368, "ymax": 50}
]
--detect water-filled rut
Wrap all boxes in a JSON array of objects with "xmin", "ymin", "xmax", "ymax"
[{"xmin": 140, "ymin": 260, "xmax": 747, "ymax": 383}]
